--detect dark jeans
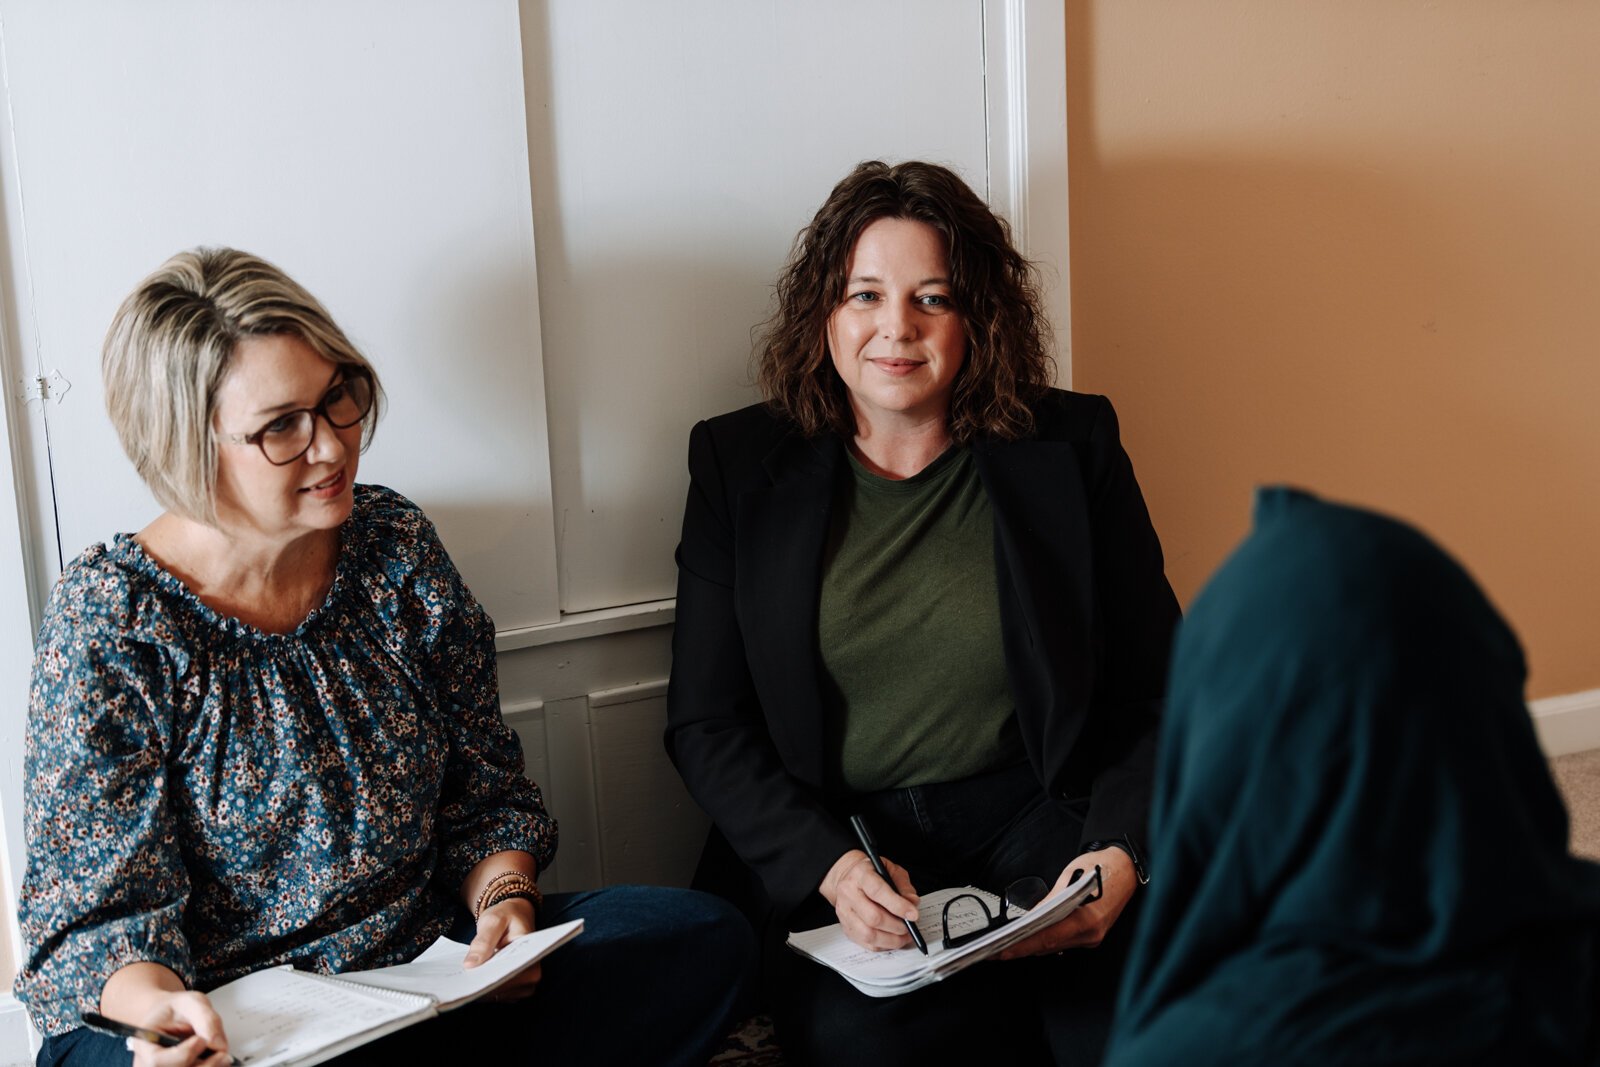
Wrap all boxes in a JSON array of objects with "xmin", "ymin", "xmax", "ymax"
[
  {"xmin": 39, "ymin": 885, "xmax": 756, "ymax": 1067},
  {"xmin": 767, "ymin": 762, "xmax": 1139, "ymax": 1067}
]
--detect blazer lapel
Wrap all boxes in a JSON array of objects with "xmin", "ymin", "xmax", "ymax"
[
  {"xmin": 973, "ymin": 439, "xmax": 1097, "ymax": 770},
  {"xmin": 734, "ymin": 432, "xmax": 843, "ymax": 786}
]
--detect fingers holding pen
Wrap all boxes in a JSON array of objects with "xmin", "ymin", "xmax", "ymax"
[
  {"xmin": 858, "ymin": 854, "xmax": 920, "ymax": 919},
  {"xmin": 127, "ymin": 991, "xmax": 231, "ymax": 1066},
  {"xmin": 821, "ymin": 849, "xmax": 922, "ymax": 949},
  {"xmin": 845, "ymin": 814, "xmax": 928, "ymax": 954}
]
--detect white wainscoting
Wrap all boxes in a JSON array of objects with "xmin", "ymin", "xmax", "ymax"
[
  {"xmin": 587, "ymin": 681, "xmax": 709, "ymax": 889},
  {"xmin": 494, "ymin": 619, "xmax": 682, "ymax": 895}
]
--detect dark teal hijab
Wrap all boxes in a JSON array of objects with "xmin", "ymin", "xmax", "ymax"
[{"xmin": 1105, "ymin": 488, "xmax": 1600, "ymax": 1066}]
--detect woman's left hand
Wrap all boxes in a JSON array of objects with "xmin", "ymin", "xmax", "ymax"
[
  {"xmin": 463, "ymin": 897, "xmax": 541, "ymax": 1000},
  {"xmin": 995, "ymin": 846, "xmax": 1138, "ymax": 959}
]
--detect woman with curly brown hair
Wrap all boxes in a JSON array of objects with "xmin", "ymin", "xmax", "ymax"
[{"xmin": 666, "ymin": 160, "xmax": 1180, "ymax": 1066}]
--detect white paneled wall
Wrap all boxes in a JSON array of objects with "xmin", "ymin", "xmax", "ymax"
[
  {"xmin": 0, "ymin": 0, "xmax": 1069, "ymax": 990},
  {"xmin": 523, "ymin": 0, "xmax": 993, "ymax": 613},
  {"xmin": 587, "ymin": 681, "xmax": 709, "ymax": 888},
  {"xmin": 493, "ymin": 621, "xmax": 687, "ymax": 894}
]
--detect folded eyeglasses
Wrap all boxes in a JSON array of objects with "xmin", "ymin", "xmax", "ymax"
[{"xmin": 940, "ymin": 866, "xmax": 1103, "ymax": 950}]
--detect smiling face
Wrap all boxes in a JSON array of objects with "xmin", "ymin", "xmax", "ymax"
[
  {"xmin": 211, "ymin": 333, "xmax": 362, "ymax": 544},
  {"xmin": 827, "ymin": 216, "xmax": 968, "ymax": 434}
]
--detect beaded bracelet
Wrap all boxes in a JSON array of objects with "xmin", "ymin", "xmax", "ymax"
[
  {"xmin": 473, "ymin": 876, "xmax": 544, "ymax": 921},
  {"xmin": 481, "ymin": 873, "xmax": 539, "ymax": 912},
  {"xmin": 474, "ymin": 870, "xmax": 536, "ymax": 911},
  {"xmin": 479, "ymin": 870, "xmax": 525, "ymax": 888},
  {"xmin": 481, "ymin": 887, "xmax": 541, "ymax": 916},
  {"xmin": 474, "ymin": 870, "xmax": 542, "ymax": 919}
]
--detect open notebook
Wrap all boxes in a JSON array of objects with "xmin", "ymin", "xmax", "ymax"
[
  {"xmin": 205, "ymin": 919, "xmax": 582, "ymax": 1066},
  {"xmin": 786, "ymin": 869, "xmax": 1101, "ymax": 997}
]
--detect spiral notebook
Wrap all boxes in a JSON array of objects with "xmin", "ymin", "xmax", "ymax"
[{"xmin": 205, "ymin": 919, "xmax": 582, "ymax": 1066}]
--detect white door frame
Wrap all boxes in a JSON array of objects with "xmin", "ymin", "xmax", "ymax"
[
  {"xmin": 987, "ymin": 0, "xmax": 1071, "ymax": 383},
  {"xmin": 0, "ymin": 11, "xmax": 47, "ymax": 968}
]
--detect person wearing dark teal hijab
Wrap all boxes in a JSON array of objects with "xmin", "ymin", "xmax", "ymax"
[{"xmin": 1104, "ymin": 488, "xmax": 1600, "ymax": 1066}]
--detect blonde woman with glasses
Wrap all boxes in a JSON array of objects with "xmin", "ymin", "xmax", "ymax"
[{"xmin": 15, "ymin": 248, "xmax": 754, "ymax": 1067}]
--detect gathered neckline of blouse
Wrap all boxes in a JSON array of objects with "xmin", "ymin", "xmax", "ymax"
[{"xmin": 107, "ymin": 518, "xmax": 364, "ymax": 644}]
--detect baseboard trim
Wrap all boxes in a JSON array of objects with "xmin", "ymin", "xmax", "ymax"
[
  {"xmin": 0, "ymin": 994, "xmax": 36, "ymax": 1064},
  {"xmin": 1532, "ymin": 687, "xmax": 1600, "ymax": 757}
]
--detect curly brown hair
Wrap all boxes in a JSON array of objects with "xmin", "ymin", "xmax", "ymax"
[{"xmin": 756, "ymin": 160, "xmax": 1054, "ymax": 442}]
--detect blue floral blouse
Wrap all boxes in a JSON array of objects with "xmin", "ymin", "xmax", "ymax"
[{"xmin": 14, "ymin": 485, "xmax": 557, "ymax": 1035}]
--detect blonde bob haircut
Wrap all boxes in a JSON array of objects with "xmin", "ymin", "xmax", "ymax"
[{"xmin": 103, "ymin": 247, "xmax": 383, "ymax": 523}]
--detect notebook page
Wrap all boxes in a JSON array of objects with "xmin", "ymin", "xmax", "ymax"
[
  {"xmin": 334, "ymin": 918, "xmax": 583, "ymax": 1009},
  {"xmin": 787, "ymin": 888, "xmax": 997, "ymax": 983},
  {"xmin": 208, "ymin": 966, "xmax": 431, "ymax": 1067}
]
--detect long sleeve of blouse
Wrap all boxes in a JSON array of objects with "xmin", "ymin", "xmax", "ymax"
[{"xmin": 13, "ymin": 485, "xmax": 556, "ymax": 1036}]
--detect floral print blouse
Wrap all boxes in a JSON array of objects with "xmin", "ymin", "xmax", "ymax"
[{"xmin": 14, "ymin": 485, "xmax": 557, "ymax": 1035}]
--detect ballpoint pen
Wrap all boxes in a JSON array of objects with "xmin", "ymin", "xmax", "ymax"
[
  {"xmin": 81, "ymin": 1011, "xmax": 232, "ymax": 1062},
  {"xmin": 849, "ymin": 814, "xmax": 929, "ymax": 955},
  {"xmin": 80, "ymin": 1011, "xmax": 185, "ymax": 1049}
]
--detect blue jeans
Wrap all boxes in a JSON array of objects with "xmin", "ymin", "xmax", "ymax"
[{"xmin": 38, "ymin": 885, "xmax": 756, "ymax": 1067}]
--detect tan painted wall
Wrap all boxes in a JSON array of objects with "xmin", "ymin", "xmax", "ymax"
[{"xmin": 1067, "ymin": 2, "xmax": 1600, "ymax": 699}]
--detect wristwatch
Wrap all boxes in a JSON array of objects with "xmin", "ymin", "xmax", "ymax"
[{"xmin": 1081, "ymin": 835, "xmax": 1149, "ymax": 885}]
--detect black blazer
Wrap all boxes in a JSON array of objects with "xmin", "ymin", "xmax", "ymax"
[{"xmin": 666, "ymin": 390, "xmax": 1180, "ymax": 918}]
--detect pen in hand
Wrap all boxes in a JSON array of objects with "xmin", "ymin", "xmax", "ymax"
[
  {"xmin": 849, "ymin": 814, "xmax": 929, "ymax": 955},
  {"xmin": 81, "ymin": 1011, "xmax": 228, "ymax": 1063},
  {"xmin": 81, "ymin": 1010, "xmax": 185, "ymax": 1049}
]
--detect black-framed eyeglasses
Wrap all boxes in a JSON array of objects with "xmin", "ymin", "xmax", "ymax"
[
  {"xmin": 940, "ymin": 867, "xmax": 1103, "ymax": 950},
  {"xmin": 220, "ymin": 368, "xmax": 374, "ymax": 466}
]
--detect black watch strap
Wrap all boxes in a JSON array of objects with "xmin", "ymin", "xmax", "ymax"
[{"xmin": 1082, "ymin": 836, "xmax": 1149, "ymax": 885}]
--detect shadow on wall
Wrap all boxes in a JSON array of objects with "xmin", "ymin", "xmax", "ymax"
[
  {"xmin": 411, "ymin": 500, "xmax": 554, "ymax": 609},
  {"xmin": 1072, "ymin": 155, "xmax": 1600, "ymax": 697}
]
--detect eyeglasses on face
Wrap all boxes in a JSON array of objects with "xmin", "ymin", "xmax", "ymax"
[
  {"xmin": 939, "ymin": 867, "xmax": 1103, "ymax": 950},
  {"xmin": 220, "ymin": 368, "xmax": 374, "ymax": 466}
]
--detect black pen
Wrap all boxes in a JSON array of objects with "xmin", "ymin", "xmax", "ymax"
[
  {"xmin": 81, "ymin": 1011, "xmax": 184, "ymax": 1047},
  {"xmin": 80, "ymin": 1011, "xmax": 226, "ymax": 1061},
  {"xmin": 849, "ymin": 814, "xmax": 928, "ymax": 955}
]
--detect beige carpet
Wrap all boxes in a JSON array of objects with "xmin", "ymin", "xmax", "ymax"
[{"xmin": 1551, "ymin": 748, "xmax": 1600, "ymax": 860}]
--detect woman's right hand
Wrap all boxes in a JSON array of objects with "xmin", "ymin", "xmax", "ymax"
[
  {"xmin": 102, "ymin": 963, "xmax": 229, "ymax": 1065},
  {"xmin": 819, "ymin": 848, "xmax": 921, "ymax": 950},
  {"xmin": 127, "ymin": 990, "xmax": 230, "ymax": 1066}
]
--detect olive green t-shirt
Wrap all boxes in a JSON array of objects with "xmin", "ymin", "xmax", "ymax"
[{"xmin": 818, "ymin": 446, "xmax": 1023, "ymax": 793}]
